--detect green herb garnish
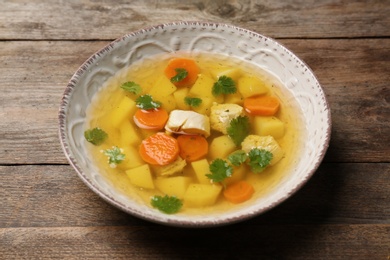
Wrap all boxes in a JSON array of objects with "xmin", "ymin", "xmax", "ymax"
[
  {"xmin": 171, "ymin": 68, "xmax": 188, "ymax": 83},
  {"xmin": 184, "ymin": 96, "xmax": 202, "ymax": 107},
  {"xmin": 84, "ymin": 127, "xmax": 107, "ymax": 145},
  {"xmin": 206, "ymin": 159, "xmax": 233, "ymax": 183},
  {"xmin": 151, "ymin": 195, "xmax": 183, "ymax": 214},
  {"xmin": 227, "ymin": 150, "xmax": 248, "ymax": 166},
  {"xmin": 103, "ymin": 146, "xmax": 125, "ymax": 167},
  {"xmin": 120, "ymin": 81, "xmax": 142, "ymax": 95},
  {"xmin": 212, "ymin": 75, "xmax": 237, "ymax": 96},
  {"xmin": 247, "ymin": 148, "xmax": 273, "ymax": 173},
  {"xmin": 227, "ymin": 116, "xmax": 250, "ymax": 146},
  {"xmin": 136, "ymin": 94, "xmax": 161, "ymax": 110}
]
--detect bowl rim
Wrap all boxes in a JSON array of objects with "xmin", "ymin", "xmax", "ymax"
[{"xmin": 58, "ymin": 21, "xmax": 332, "ymax": 227}]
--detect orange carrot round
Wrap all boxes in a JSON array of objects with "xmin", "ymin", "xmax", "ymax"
[
  {"xmin": 139, "ymin": 132, "xmax": 179, "ymax": 165},
  {"xmin": 164, "ymin": 58, "xmax": 200, "ymax": 87},
  {"xmin": 133, "ymin": 108, "xmax": 168, "ymax": 130},
  {"xmin": 177, "ymin": 135, "xmax": 208, "ymax": 162},
  {"xmin": 243, "ymin": 95, "xmax": 280, "ymax": 116},
  {"xmin": 223, "ymin": 181, "xmax": 255, "ymax": 204}
]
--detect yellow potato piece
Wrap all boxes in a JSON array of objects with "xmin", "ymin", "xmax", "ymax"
[
  {"xmin": 110, "ymin": 96, "xmax": 137, "ymax": 128},
  {"xmin": 238, "ymin": 76, "xmax": 269, "ymax": 98},
  {"xmin": 253, "ymin": 116, "xmax": 285, "ymax": 139},
  {"xmin": 209, "ymin": 135, "xmax": 237, "ymax": 160},
  {"xmin": 189, "ymin": 74, "xmax": 224, "ymax": 103},
  {"xmin": 184, "ymin": 184, "xmax": 222, "ymax": 207},
  {"xmin": 125, "ymin": 164, "xmax": 155, "ymax": 189},
  {"xmin": 191, "ymin": 159, "xmax": 212, "ymax": 184},
  {"xmin": 173, "ymin": 87, "xmax": 190, "ymax": 110},
  {"xmin": 154, "ymin": 176, "xmax": 193, "ymax": 199},
  {"xmin": 117, "ymin": 146, "xmax": 144, "ymax": 170},
  {"xmin": 119, "ymin": 119, "xmax": 142, "ymax": 146}
]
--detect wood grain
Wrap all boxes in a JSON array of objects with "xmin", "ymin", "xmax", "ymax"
[
  {"xmin": 1, "ymin": 225, "xmax": 389, "ymax": 259},
  {"xmin": 0, "ymin": 0, "xmax": 389, "ymax": 40},
  {"xmin": 1, "ymin": 163, "xmax": 389, "ymax": 228},
  {"xmin": 1, "ymin": 39, "xmax": 389, "ymax": 164},
  {"xmin": 1, "ymin": 1, "xmax": 390, "ymax": 259}
]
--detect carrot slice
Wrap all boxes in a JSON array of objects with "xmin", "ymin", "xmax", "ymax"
[
  {"xmin": 223, "ymin": 181, "xmax": 255, "ymax": 204},
  {"xmin": 164, "ymin": 58, "xmax": 200, "ymax": 87},
  {"xmin": 139, "ymin": 132, "xmax": 179, "ymax": 165},
  {"xmin": 177, "ymin": 135, "xmax": 208, "ymax": 162},
  {"xmin": 133, "ymin": 108, "xmax": 168, "ymax": 130},
  {"xmin": 243, "ymin": 95, "xmax": 280, "ymax": 116}
]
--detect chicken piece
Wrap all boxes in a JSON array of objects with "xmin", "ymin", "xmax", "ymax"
[
  {"xmin": 241, "ymin": 135, "xmax": 284, "ymax": 166},
  {"xmin": 165, "ymin": 110, "xmax": 210, "ymax": 137},
  {"xmin": 152, "ymin": 156, "xmax": 187, "ymax": 177},
  {"xmin": 209, "ymin": 103, "xmax": 244, "ymax": 134}
]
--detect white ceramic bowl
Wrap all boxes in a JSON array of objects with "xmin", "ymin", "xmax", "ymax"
[{"xmin": 59, "ymin": 21, "xmax": 331, "ymax": 227}]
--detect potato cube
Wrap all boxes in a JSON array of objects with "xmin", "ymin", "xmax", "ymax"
[
  {"xmin": 211, "ymin": 68, "xmax": 242, "ymax": 82},
  {"xmin": 154, "ymin": 176, "xmax": 193, "ymax": 199},
  {"xmin": 238, "ymin": 76, "xmax": 269, "ymax": 98},
  {"xmin": 253, "ymin": 116, "xmax": 285, "ymax": 139},
  {"xmin": 118, "ymin": 146, "xmax": 144, "ymax": 170},
  {"xmin": 148, "ymin": 75, "xmax": 177, "ymax": 100},
  {"xmin": 161, "ymin": 94, "xmax": 177, "ymax": 113},
  {"xmin": 110, "ymin": 96, "xmax": 137, "ymax": 128},
  {"xmin": 224, "ymin": 164, "xmax": 248, "ymax": 186},
  {"xmin": 189, "ymin": 74, "xmax": 224, "ymax": 103},
  {"xmin": 184, "ymin": 184, "xmax": 222, "ymax": 207},
  {"xmin": 192, "ymin": 97, "xmax": 213, "ymax": 116},
  {"xmin": 119, "ymin": 119, "xmax": 142, "ymax": 146},
  {"xmin": 191, "ymin": 159, "xmax": 212, "ymax": 184},
  {"xmin": 125, "ymin": 164, "xmax": 155, "ymax": 189},
  {"xmin": 209, "ymin": 135, "xmax": 237, "ymax": 160},
  {"xmin": 173, "ymin": 88, "xmax": 190, "ymax": 110},
  {"xmin": 224, "ymin": 91, "xmax": 244, "ymax": 105}
]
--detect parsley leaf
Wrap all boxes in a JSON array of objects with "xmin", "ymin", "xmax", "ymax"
[
  {"xmin": 247, "ymin": 148, "xmax": 273, "ymax": 173},
  {"xmin": 84, "ymin": 127, "xmax": 107, "ymax": 145},
  {"xmin": 212, "ymin": 75, "xmax": 237, "ymax": 96},
  {"xmin": 120, "ymin": 81, "xmax": 142, "ymax": 95},
  {"xmin": 227, "ymin": 116, "xmax": 250, "ymax": 147},
  {"xmin": 151, "ymin": 195, "xmax": 183, "ymax": 214},
  {"xmin": 103, "ymin": 146, "xmax": 125, "ymax": 167},
  {"xmin": 206, "ymin": 159, "xmax": 233, "ymax": 183},
  {"xmin": 184, "ymin": 96, "xmax": 202, "ymax": 107},
  {"xmin": 136, "ymin": 94, "xmax": 161, "ymax": 110},
  {"xmin": 227, "ymin": 150, "xmax": 248, "ymax": 166},
  {"xmin": 171, "ymin": 68, "xmax": 188, "ymax": 83}
]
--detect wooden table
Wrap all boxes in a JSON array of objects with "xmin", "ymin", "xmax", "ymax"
[{"xmin": 1, "ymin": 1, "xmax": 389, "ymax": 259}]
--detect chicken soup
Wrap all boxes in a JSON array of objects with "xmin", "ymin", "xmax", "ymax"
[{"xmin": 84, "ymin": 52, "xmax": 304, "ymax": 214}]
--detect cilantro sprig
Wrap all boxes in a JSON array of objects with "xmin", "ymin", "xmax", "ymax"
[
  {"xmin": 247, "ymin": 148, "xmax": 273, "ymax": 173},
  {"xmin": 84, "ymin": 127, "xmax": 107, "ymax": 145},
  {"xmin": 136, "ymin": 94, "xmax": 161, "ymax": 110},
  {"xmin": 206, "ymin": 159, "xmax": 233, "ymax": 183},
  {"xmin": 120, "ymin": 81, "xmax": 142, "ymax": 95},
  {"xmin": 227, "ymin": 116, "xmax": 250, "ymax": 147},
  {"xmin": 227, "ymin": 150, "xmax": 248, "ymax": 166},
  {"xmin": 184, "ymin": 97, "xmax": 202, "ymax": 107},
  {"xmin": 212, "ymin": 75, "xmax": 237, "ymax": 96},
  {"xmin": 171, "ymin": 68, "xmax": 188, "ymax": 83},
  {"xmin": 103, "ymin": 146, "xmax": 125, "ymax": 167},
  {"xmin": 151, "ymin": 195, "xmax": 183, "ymax": 214}
]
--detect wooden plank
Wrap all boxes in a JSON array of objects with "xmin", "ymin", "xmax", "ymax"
[
  {"xmin": 0, "ymin": 0, "xmax": 389, "ymax": 40},
  {"xmin": 1, "ymin": 163, "xmax": 389, "ymax": 228},
  {"xmin": 1, "ymin": 39, "xmax": 389, "ymax": 164},
  {"xmin": 0, "ymin": 224, "xmax": 389, "ymax": 259}
]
